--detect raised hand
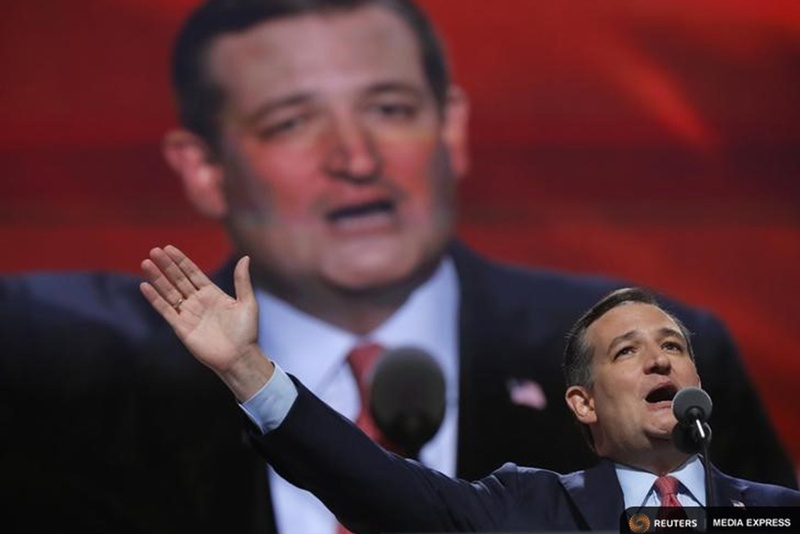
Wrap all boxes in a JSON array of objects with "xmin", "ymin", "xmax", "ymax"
[{"xmin": 140, "ymin": 245, "xmax": 273, "ymax": 401}]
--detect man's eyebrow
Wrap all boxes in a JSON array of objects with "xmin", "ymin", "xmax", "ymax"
[
  {"xmin": 658, "ymin": 327, "xmax": 686, "ymax": 341},
  {"xmin": 240, "ymin": 82, "xmax": 424, "ymax": 125},
  {"xmin": 607, "ymin": 326, "xmax": 686, "ymax": 353},
  {"xmin": 362, "ymin": 81, "xmax": 426, "ymax": 99},
  {"xmin": 607, "ymin": 330, "xmax": 637, "ymax": 353},
  {"xmin": 243, "ymin": 93, "xmax": 314, "ymax": 124}
]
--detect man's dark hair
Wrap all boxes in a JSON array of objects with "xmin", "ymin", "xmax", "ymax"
[
  {"xmin": 562, "ymin": 287, "xmax": 695, "ymax": 450},
  {"xmin": 171, "ymin": 0, "xmax": 450, "ymax": 152}
]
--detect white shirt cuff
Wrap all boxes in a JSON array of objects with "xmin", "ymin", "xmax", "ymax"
[{"xmin": 239, "ymin": 364, "xmax": 298, "ymax": 434}]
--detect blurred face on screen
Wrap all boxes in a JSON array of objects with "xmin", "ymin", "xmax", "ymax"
[
  {"xmin": 169, "ymin": 5, "xmax": 468, "ymax": 298},
  {"xmin": 566, "ymin": 303, "xmax": 701, "ymax": 465}
]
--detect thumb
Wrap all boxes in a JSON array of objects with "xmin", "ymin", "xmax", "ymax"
[{"xmin": 233, "ymin": 255, "xmax": 255, "ymax": 305}]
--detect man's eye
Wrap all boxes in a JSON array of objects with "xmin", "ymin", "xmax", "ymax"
[
  {"xmin": 258, "ymin": 116, "xmax": 308, "ymax": 139},
  {"xmin": 369, "ymin": 103, "xmax": 417, "ymax": 119},
  {"xmin": 663, "ymin": 341, "xmax": 684, "ymax": 352},
  {"xmin": 615, "ymin": 346, "xmax": 634, "ymax": 359}
]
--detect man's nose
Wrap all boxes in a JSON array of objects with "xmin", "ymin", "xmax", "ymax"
[
  {"xmin": 323, "ymin": 117, "xmax": 382, "ymax": 183},
  {"xmin": 644, "ymin": 346, "xmax": 672, "ymax": 374}
]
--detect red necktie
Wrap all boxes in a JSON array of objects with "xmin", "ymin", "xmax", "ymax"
[
  {"xmin": 654, "ymin": 475, "xmax": 687, "ymax": 525},
  {"xmin": 337, "ymin": 342, "xmax": 400, "ymax": 534},
  {"xmin": 345, "ymin": 342, "xmax": 403, "ymax": 453}
]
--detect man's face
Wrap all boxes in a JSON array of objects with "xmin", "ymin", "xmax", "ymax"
[
  {"xmin": 576, "ymin": 303, "xmax": 701, "ymax": 460},
  {"xmin": 202, "ymin": 5, "xmax": 467, "ymax": 293}
]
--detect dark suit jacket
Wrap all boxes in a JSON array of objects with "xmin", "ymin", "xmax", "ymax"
[
  {"xmin": 253, "ymin": 379, "xmax": 800, "ymax": 533},
  {"xmin": 0, "ymin": 241, "xmax": 794, "ymax": 532}
]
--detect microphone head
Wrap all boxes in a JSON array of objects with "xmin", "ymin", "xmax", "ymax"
[
  {"xmin": 672, "ymin": 386, "xmax": 713, "ymax": 425},
  {"xmin": 369, "ymin": 346, "xmax": 446, "ymax": 458}
]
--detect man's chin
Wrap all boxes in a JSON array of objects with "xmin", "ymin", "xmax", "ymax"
[
  {"xmin": 327, "ymin": 266, "xmax": 413, "ymax": 294},
  {"xmin": 324, "ymin": 246, "xmax": 423, "ymax": 289},
  {"xmin": 646, "ymin": 425, "xmax": 677, "ymax": 444}
]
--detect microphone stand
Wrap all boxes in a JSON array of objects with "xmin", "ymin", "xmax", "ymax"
[
  {"xmin": 672, "ymin": 388, "xmax": 715, "ymax": 510},
  {"xmin": 694, "ymin": 420, "xmax": 714, "ymax": 507}
]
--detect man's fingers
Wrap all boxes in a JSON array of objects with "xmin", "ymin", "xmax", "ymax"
[
  {"xmin": 141, "ymin": 256, "xmax": 186, "ymax": 310},
  {"xmin": 149, "ymin": 246, "xmax": 195, "ymax": 299},
  {"xmin": 163, "ymin": 244, "xmax": 213, "ymax": 290},
  {"xmin": 139, "ymin": 281, "xmax": 179, "ymax": 324},
  {"xmin": 233, "ymin": 255, "xmax": 255, "ymax": 305}
]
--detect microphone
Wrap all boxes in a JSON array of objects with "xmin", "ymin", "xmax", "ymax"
[
  {"xmin": 671, "ymin": 386, "xmax": 713, "ymax": 453},
  {"xmin": 673, "ymin": 386, "xmax": 713, "ymax": 426},
  {"xmin": 671, "ymin": 386, "xmax": 713, "ymax": 452},
  {"xmin": 671, "ymin": 386, "xmax": 715, "ymax": 506},
  {"xmin": 369, "ymin": 347, "xmax": 446, "ymax": 460}
]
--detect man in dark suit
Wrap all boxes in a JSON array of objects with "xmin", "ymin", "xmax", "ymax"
[
  {"xmin": 1, "ymin": 0, "xmax": 796, "ymax": 532},
  {"xmin": 139, "ymin": 257, "xmax": 800, "ymax": 531},
  {"xmin": 4, "ymin": 243, "xmax": 795, "ymax": 533}
]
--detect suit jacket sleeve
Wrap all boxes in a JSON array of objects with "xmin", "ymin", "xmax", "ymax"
[{"xmin": 250, "ymin": 378, "xmax": 529, "ymax": 533}]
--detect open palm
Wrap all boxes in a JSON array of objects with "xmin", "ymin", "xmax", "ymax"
[{"xmin": 140, "ymin": 245, "xmax": 258, "ymax": 373}]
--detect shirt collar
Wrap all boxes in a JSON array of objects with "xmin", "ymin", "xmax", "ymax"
[
  {"xmin": 616, "ymin": 455, "xmax": 706, "ymax": 509},
  {"xmin": 254, "ymin": 257, "xmax": 459, "ymax": 396}
]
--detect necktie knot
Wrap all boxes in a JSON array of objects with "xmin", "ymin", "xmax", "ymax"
[
  {"xmin": 346, "ymin": 342, "xmax": 384, "ymax": 393},
  {"xmin": 654, "ymin": 476, "xmax": 682, "ymax": 507}
]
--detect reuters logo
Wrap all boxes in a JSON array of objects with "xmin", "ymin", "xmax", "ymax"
[{"xmin": 628, "ymin": 513, "xmax": 651, "ymax": 533}]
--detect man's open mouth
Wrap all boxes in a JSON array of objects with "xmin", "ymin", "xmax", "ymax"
[
  {"xmin": 327, "ymin": 199, "xmax": 396, "ymax": 229},
  {"xmin": 645, "ymin": 383, "xmax": 678, "ymax": 404}
]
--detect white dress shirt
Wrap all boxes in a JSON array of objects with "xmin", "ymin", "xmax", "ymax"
[
  {"xmin": 616, "ymin": 456, "xmax": 706, "ymax": 509},
  {"xmin": 253, "ymin": 258, "xmax": 460, "ymax": 534}
]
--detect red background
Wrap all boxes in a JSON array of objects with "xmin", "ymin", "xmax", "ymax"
[{"xmin": 2, "ymin": 1, "xmax": 798, "ymax": 473}]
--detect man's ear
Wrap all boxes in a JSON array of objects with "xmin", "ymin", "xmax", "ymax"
[
  {"xmin": 565, "ymin": 385, "xmax": 597, "ymax": 425},
  {"xmin": 162, "ymin": 129, "xmax": 227, "ymax": 219},
  {"xmin": 442, "ymin": 85, "xmax": 470, "ymax": 179}
]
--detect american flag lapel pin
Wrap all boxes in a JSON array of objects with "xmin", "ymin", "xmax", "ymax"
[{"xmin": 506, "ymin": 378, "xmax": 547, "ymax": 410}]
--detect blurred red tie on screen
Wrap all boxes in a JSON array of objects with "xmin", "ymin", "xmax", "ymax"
[{"xmin": 338, "ymin": 342, "xmax": 403, "ymax": 534}]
